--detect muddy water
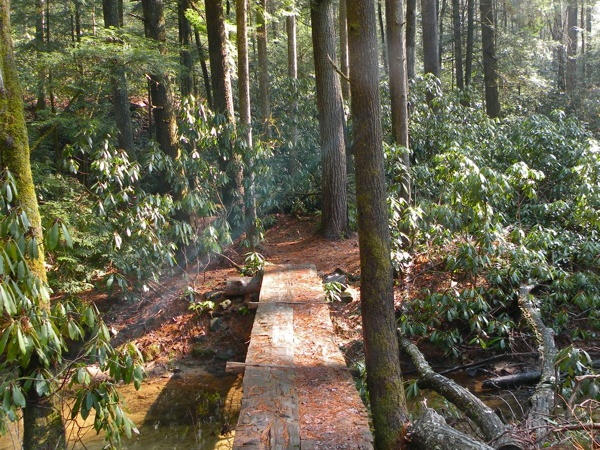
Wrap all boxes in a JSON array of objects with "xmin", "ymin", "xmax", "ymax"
[{"xmin": 0, "ymin": 365, "xmax": 243, "ymax": 450}]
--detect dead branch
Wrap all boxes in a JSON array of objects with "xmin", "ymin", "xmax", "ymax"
[
  {"xmin": 399, "ymin": 336, "xmax": 524, "ymax": 450},
  {"xmin": 552, "ymin": 422, "xmax": 600, "ymax": 432},
  {"xmin": 438, "ymin": 352, "xmax": 537, "ymax": 376},
  {"xmin": 519, "ymin": 285, "xmax": 559, "ymax": 443},
  {"xmin": 407, "ymin": 408, "xmax": 496, "ymax": 450},
  {"xmin": 482, "ymin": 371, "xmax": 542, "ymax": 389}
]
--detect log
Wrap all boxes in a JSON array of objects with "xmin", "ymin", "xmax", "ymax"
[
  {"xmin": 224, "ymin": 276, "xmax": 262, "ymax": 297},
  {"xmin": 400, "ymin": 337, "xmax": 524, "ymax": 450},
  {"xmin": 519, "ymin": 285, "xmax": 558, "ymax": 443},
  {"xmin": 482, "ymin": 371, "xmax": 542, "ymax": 389},
  {"xmin": 407, "ymin": 408, "xmax": 495, "ymax": 450}
]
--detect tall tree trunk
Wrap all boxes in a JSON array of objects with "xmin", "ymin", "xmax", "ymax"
[
  {"xmin": 0, "ymin": 3, "xmax": 66, "ymax": 448},
  {"xmin": 585, "ymin": 6, "xmax": 591, "ymax": 84},
  {"xmin": 480, "ymin": 0, "xmax": 501, "ymax": 117},
  {"xmin": 118, "ymin": 0, "xmax": 124, "ymax": 26},
  {"xmin": 237, "ymin": 0, "xmax": 257, "ymax": 246},
  {"xmin": 179, "ymin": 0, "xmax": 194, "ymax": 97},
  {"xmin": 195, "ymin": 31, "xmax": 213, "ymax": 107},
  {"xmin": 465, "ymin": 0, "xmax": 474, "ymax": 86},
  {"xmin": 406, "ymin": 0, "xmax": 416, "ymax": 80},
  {"xmin": 438, "ymin": 0, "xmax": 447, "ymax": 69},
  {"xmin": 339, "ymin": 0, "xmax": 350, "ymax": 100},
  {"xmin": 387, "ymin": 0, "xmax": 411, "ymax": 247},
  {"xmin": 74, "ymin": 0, "xmax": 82, "ymax": 42},
  {"xmin": 347, "ymin": 0, "xmax": 409, "ymax": 447},
  {"xmin": 205, "ymin": 0, "xmax": 244, "ymax": 229},
  {"xmin": 378, "ymin": 0, "xmax": 388, "ymax": 76},
  {"xmin": 257, "ymin": 0, "xmax": 271, "ymax": 137},
  {"xmin": 287, "ymin": 13, "xmax": 300, "ymax": 177},
  {"xmin": 35, "ymin": 0, "xmax": 47, "ymax": 110},
  {"xmin": 311, "ymin": 0, "xmax": 348, "ymax": 240},
  {"xmin": 141, "ymin": 0, "xmax": 180, "ymax": 161},
  {"xmin": 452, "ymin": 0, "xmax": 464, "ymax": 89},
  {"xmin": 205, "ymin": 0, "xmax": 235, "ymax": 117},
  {"xmin": 566, "ymin": 0, "xmax": 577, "ymax": 97},
  {"xmin": 421, "ymin": 0, "xmax": 440, "ymax": 103},
  {"xmin": 103, "ymin": 0, "xmax": 135, "ymax": 156}
]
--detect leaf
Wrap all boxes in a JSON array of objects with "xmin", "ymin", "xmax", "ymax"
[
  {"xmin": 60, "ymin": 223, "xmax": 73, "ymax": 248},
  {"xmin": 11, "ymin": 386, "xmax": 25, "ymax": 408},
  {"xmin": 47, "ymin": 222, "xmax": 60, "ymax": 251},
  {"xmin": 16, "ymin": 327, "xmax": 26, "ymax": 356}
]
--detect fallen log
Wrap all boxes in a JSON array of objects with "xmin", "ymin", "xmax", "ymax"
[
  {"xmin": 407, "ymin": 408, "xmax": 495, "ymax": 450},
  {"xmin": 519, "ymin": 285, "xmax": 559, "ymax": 443},
  {"xmin": 224, "ymin": 276, "xmax": 262, "ymax": 297},
  {"xmin": 400, "ymin": 336, "xmax": 524, "ymax": 450},
  {"xmin": 482, "ymin": 371, "xmax": 542, "ymax": 390}
]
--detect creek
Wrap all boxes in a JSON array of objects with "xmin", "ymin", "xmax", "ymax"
[{"xmin": 0, "ymin": 364, "xmax": 243, "ymax": 450}]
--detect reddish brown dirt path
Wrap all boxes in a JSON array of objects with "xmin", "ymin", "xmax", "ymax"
[{"xmin": 97, "ymin": 214, "xmax": 365, "ymax": 373}]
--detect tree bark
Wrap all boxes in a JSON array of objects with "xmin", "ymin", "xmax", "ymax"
[
  {"xmin": 257, "ymin": 0, "xmax": 271, "ymax": 137},
  {"xmin": 480, "ymin": 0, "xmax": 501, "ymax": 117},
  {"xmin": 287, "ymin": 13, "xmax": 300, "ymax": 177},
  {"xmin": 237, "ymin": 0, "xmax": 257, "ymax": 246},
  {"xmin": 141, "ymin": 0, "xmax": 180, "ymax": 160},
  {"xmin": 103, "ymin": 0, "xmax": 135, "ymax": 156},
  {"xmin": 465, "ymin": 0, "xmax": 474, "ymax": 86},
  {"xmin": 565, "ymin": 0, "xmax": 577, "ymax": 97},
  {"xmin": 311, "ymin": 0, "xmax": 348, "ymax": 240},
  {"xmin": 205, "ymin": 0, "xmax": 244, "ymax": 230},
  {"xmin": 519, "ymin": 285, "xmax": 559, "ymax": 444},
  {"xmin": 179, "ymin": 0, "xmax": 194, "ymax": 97},
  {"xmin": 452, "ymin": 0, "xmax": 464, "ymax": 90},
  {"xmin": 421, "ymin": 0, "xmax": 440, "ymax": 103},
  {"xmin": 408, "ymin": 409, "xmax": 496, "ymax": 450},
  {"xmin": 406, "ymin": 0, "xmax": 416, "ymax": 80},
  {"xmin": 348, "ymin": 0, "xmax": 409, "ymax": 446},
  {"xmin": 339, "ymin": 0, "xmax": 350, "ymax": 100},
  {"xmin": 378, "ymin": 0, "xmax": 388, "ymax": 76},
  {"xmin": 386, "ymin": 0, "xmax": 411, "ymax": 226},
  {"xmin": 35, "ymin": 0, "xmax": 47, "ymax": 111},
  {"xmin": 195, "ymin": 31, "xmax": 213, "ymax": 107},
  {"xmin": 399, "ymin": 337, "xmax": 523, "ymax": 449},
  {"xmin": 0, "ymin": 3, "xmax": 65, "ymax": 448}
]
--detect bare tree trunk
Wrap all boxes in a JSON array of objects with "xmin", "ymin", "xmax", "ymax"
[
  {"xmin": 465, "ymin": 0, "xmax": 474, "ymax": 86},
  {"xmin": 452, "ymin": 0, "xmax": 464, "ymax": 90},
  {"xmin": 205, "ymin": 0, "xmax": 244, "ymax": 229},
  {"xmin": 406, "ymin": 0, "xmax": 416, "ymax": 80},
  {"xmin": 195, "ymin": 31, "xmax": 213, "ymax": 107},
  {"xmin": 519, "ymin": 286, "xmax": 559, "ymax": 444},
  {"xmin": 237, "ymin": 0, "xmax": 257, "ymax": 246},
  {"xmin": 141, "ymin": 0, "xmax": 180, "ymax": 160},
  {"xmin": 35, "ymin": 0, "xmax": 47, "ymax": 111},
  {"xmin": 339, "ymin": 0, "xmax": 350, "ymax": 100},
  {"xmin": 566, "ymin": 0, "xmax": 577, "ymax": 97},
  {"xmin": 378, "ymin": 0, "xmax": 388, "ymax": 76},
  {"xmin": 421, "ymin": 0, "xmax": 440, "ymax": 103},
  {"xmin": 287, "ymin": 13, "xmax": 300, "ymax": 177},
  {"xmin": 257, "ymin": 0, "xmax": 271, "ymax": 137},
  {"xmin": 103, "ymin": 0, "xmax": 135, "ymax": 156},
  {"xmin": 409, "ymin": 409, "xmax": 496, "ymax": 450},
  {"xmin": 400, "ymin": 337, "xmax": 523, "ymax": 449},
  {"xmin": 178, "ymin": 0, "xmax": 194, "ymax": 97},
  {"xmin": 439, "ymin": 0, "xmax": 447, "ymax": 69},
  {"xmin": 386, "ymin": 0, "xmax": 411, "ymax": 230},
  {"xmin": 311, "ymin": 0, "xmax": 348, "ymax": 240},
  {"xmin": 348, "ymin": 0, "xmax": 409, "ymax": 446},
  {"xmin": 480, "ymin": 0, "xmax": 501, "ymax": 117}
]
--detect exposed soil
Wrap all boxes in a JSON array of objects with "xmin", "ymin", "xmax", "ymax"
[{"xmin": 97, "ymin": 214, "xmax": 366, "ymax": 377}]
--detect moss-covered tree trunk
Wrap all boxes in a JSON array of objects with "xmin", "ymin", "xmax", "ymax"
[
  {"xmin": 0, "ymin": 2, "xmax": 66, "ymax": 448},
  {"xmin": 480, "ymin": 0, "xmax": 501, "ymax": 118},
  {"xmin": 347, "ymin": 0, "xmax": 409, "ymax": 447}
]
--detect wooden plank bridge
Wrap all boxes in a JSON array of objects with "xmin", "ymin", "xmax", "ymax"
[{"xmin": 227, "ymin": 264, "xmax": 373, "ymax": 449}]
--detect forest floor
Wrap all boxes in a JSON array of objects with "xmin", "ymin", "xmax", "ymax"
[{"xmin": 97, "ymin": 214, "xmax": 367, "ymax": 377}]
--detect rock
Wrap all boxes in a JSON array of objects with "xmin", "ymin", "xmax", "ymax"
[
  {"xmin": 192, "ymin": 334, "xmax": 208, "ymax": 344},
  {"xmin": 341, "ymin": 287, "xmax": 357, "ymax": 303},
  {"xmin": 209, "ymin": 317, "xmax": 223, "ymax": 332}
]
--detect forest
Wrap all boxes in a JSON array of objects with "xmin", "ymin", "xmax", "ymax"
[{"xmin": 0, "ymin": 0, "xmax": 599, "ymax": 447}]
